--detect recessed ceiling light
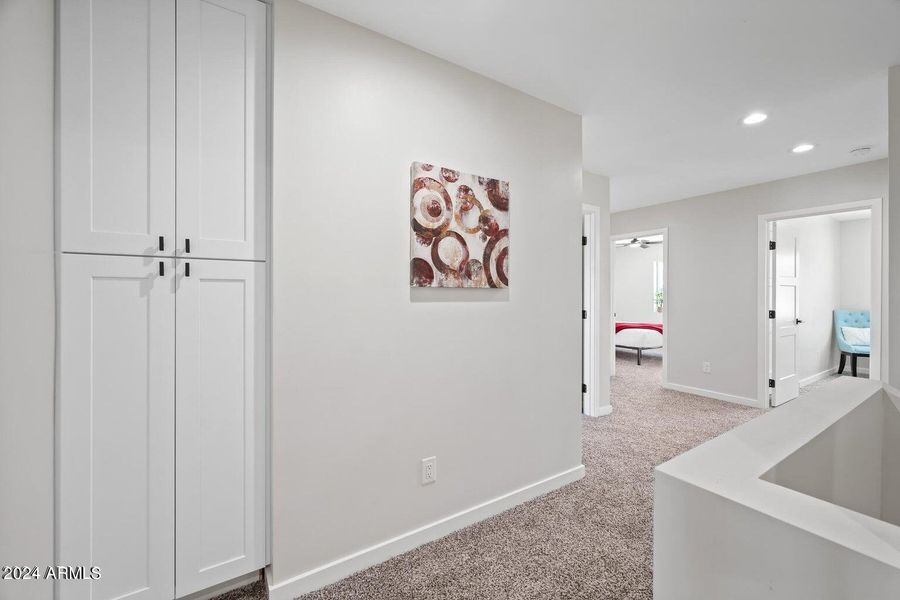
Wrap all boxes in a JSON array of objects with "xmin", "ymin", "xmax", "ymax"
[
  {"xmin": 742, "ymin": 112, "xmax": 768, "ymax": 125},
  {"xmin": 792, "ymin": 143, "xmax": 815, "ymax": 154}
]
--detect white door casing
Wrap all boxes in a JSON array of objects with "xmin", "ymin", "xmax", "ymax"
[
  {"xmin": 175, "ymin": 259, "xmax": 267, "ymax": 596},
  {"xmin": 176, "ymin": 0, "xmax": 268, "ymax": 261},
  {"xmin": 58, "ymin": 255, "xmax": 175, "ymax": 600},
  {"xmin": 582, "ymin": 214, "xmax": 593, "ymax": 414},
  {"xmin": 772, "ymin": 224, "xmax": 800, "ymax": 406},
  {"xmin": 59, "ymin": 0, "xmax": 176, "ymax": 257}
]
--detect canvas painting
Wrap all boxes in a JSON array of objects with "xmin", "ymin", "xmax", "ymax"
[{"xmin": 410, "ymin": 162, "xmax": 510, "ymax": 288}]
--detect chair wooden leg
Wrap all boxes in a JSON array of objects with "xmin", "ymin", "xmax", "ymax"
[
  {"xmin": 852, "ymin": 354, "xmax": 858, "ymax": 377},
  {"xmin": 839, "ymin": 353, "xmax": 847, "ymax": 374}
]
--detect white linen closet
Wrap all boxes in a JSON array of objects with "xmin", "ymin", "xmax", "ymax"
[{"xmin": 57, "ymin": 1, "xmax": 268, "ymax": 599}]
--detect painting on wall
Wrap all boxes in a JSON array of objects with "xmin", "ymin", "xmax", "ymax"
[{"xmin": 409, "ymin": 162, "xmax": 509, "ymax": 288}]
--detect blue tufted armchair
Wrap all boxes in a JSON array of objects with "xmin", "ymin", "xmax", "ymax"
[{"xmin": 834, "ymin": 310, "xmax": 870, "ymax": 377}]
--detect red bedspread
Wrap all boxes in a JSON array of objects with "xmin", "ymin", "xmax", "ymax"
[{"xmin": 616, "ymin": 322, "xmax": 663, "ymax": 335}]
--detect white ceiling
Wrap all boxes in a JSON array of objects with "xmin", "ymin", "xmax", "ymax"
[{"xmin": 300, "ymin": 0, "xmax": 900, "ymax": 212}]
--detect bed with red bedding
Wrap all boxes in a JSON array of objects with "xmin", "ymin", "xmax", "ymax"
[{"xmin": 615, "ymin": 322, "xmax": 664, "ymax": 365}]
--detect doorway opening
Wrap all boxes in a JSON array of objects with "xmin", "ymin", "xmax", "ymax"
[
  {"xmin": 759, "ymin": 200, "xmax": 883, "ymax": 408},
  {"xmin": 610, "ymin": 229, "xmax": 668, "ymax": 387}
]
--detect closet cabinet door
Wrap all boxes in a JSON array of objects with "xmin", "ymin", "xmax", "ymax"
[
  {"xmin": 58, "ymin": 255, "xmax": 175, "ymax": 600},
  {"xmin": 175, "ymin": 260, "xmax": 266, "ymax": 596},
  {"xmin": 59, "ymin": 0, "xmax": 176, "ymax": 256},
  {"xmin": 177, "ymin": 0, "xmax": 268, "ymax": 261}
]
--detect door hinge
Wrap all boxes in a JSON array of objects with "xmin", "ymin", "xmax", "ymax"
[
  {"xmin": 582, "ymin": 383, "xmax": 587, "ymax": 393},
  {"xmin": 768, "ymin": 310, "xmax": 776, "ymax": 319},
  {"xmin": 582, "ymin": 310, "xmax": 587, "ymax": 319},
  {"xmin": 769, "ymin": 241, "xmax": 776, "ymax": 250},
  {"xmin": 768, "ymin": 379, "xmax": 775, "ymax": 389},
  {"xmin": 582, "ymin": 235, "xmax": 587, "ymax": 246}
]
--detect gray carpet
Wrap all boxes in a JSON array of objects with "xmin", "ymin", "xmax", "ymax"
[
  {"xmin": 801, "ymin": 371, "xmax": 868, "ymax": 396},
  {"xmin": 216, "ymin": 350, "xmax": 762, "ymax": 600}
]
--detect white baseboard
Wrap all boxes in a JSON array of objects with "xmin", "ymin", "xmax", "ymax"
[
  {"xmin": 266, "ymin": 464, "xmax": 585, "ymax": 600},
  {"xmin": 799, "ymin": 367, "xmax": 838, "ymax": 387},
  {"xmin": 594, "ymin": 404, "xmax": 613, "ymax": 417},
  {"xmin": 662, "ymin": 382, "xmax": 759, "ymax": 407}
]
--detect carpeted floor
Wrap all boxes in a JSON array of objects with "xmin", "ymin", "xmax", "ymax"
[
  {"xmin": 216, "ymin": 350, "xmax": 763, "ymax": 600},
  {"xmin": 800, "ymin": 370, "xmax": 868, "ymax": 396}
]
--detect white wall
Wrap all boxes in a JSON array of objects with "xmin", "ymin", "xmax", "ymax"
[
  {"xmin": 611, "ymin": 159, "xmax": 888, "ymax": 403},
  {"xmin": 840, "ymin": 218, "xmax": 872, "ymax": 311},
  {"xmin": 614, "ymin": 243, "xmax": 663, "ymax": 324},
  {"xmin": 890, "ymin": 65, "xmax": 900, "ymax": 387},
  {"xmin": 271, "ymin": 2, "xmax": 584, "ymax": 595},
  {"xmin": 0, "ymin": 2, "xmax": 55, "ymax": 600},
  {"xmin": 839, "ymin": 217, "xmax": 873, "ymax": 374},
  {"xmin": 777, "ymin": 215, "xmax": 841, "ymax": 384},
  {"xmin": 584, "ymin": 172, "xmax": 612, "ymax": 415}
]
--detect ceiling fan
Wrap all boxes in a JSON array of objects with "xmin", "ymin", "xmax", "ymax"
[{"xmin": 616, "ymin": 237, "xmax": 663, "ymax": 249}]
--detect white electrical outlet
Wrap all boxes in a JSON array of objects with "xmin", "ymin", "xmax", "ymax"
[
  {"xmin": 702, "ymin": 361, "xmax": 711, "ymax": 374},
  {"xmin": 421, "ymin": 456, "xmax": 437, "ymax": 485}
]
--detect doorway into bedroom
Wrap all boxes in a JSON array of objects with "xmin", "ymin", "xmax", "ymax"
[
  {"xmin": 762, "ymin": 202, "xmax": 881, "ymax": 408},
  {"xmin": 610, "ymin": 229, "xmax": 667, "ymax": 390}
]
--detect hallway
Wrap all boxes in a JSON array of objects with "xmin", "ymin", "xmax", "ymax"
[{"xmin": 222, "ymin": 355, "xmax": 762, "ymax": 600}]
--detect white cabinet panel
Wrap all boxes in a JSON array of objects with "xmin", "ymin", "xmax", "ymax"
[
  {"xmin": 59, "ymin": 0, "xmax": 175, "ymax": 256},
  {"xmin": 175, "ymin": 259, "xmax": 266, "ymax": 596},
  {"xmin": 58, "ymin": 255, "xmax": 175, "ymax": 600},
  {"xmin": 177, "ymin": 0, "xmax": 268, "ymax": 261}
]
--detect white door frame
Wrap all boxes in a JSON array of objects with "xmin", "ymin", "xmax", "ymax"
[
  {"xmin": 610, "ymin": 227, "xmax": 668, "ymax": 386},
  {"xmin": 756, "ymin": 198, "xmax": 886, "ymax": 409},
  {"xmin": 582, "ymin": 205, "xmax": 601, "ymax": 416}
]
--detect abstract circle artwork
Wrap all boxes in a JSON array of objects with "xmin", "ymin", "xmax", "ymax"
[{"xmin": 410, "ymin": 162, "xmax": 510, "ymax": 288}]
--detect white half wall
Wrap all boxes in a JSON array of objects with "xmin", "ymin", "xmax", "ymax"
[
  {"xmin": 614, "ymin": 243, "xmax": 663, "ymax": 324},
  {"xmin": 584, "ymin": 172, "xmax": 612, "ymax": 415},
  {"xmin": 654, "ymin": 380, "xmax": 900, "ymax": 599},
  {"xmin": 611, "ymin": 159, "xmax": 888, "ymax": 403},
  {"xmin": 0, "ymin": 2, "xmax": 55, "ymax": 600},
  {"xmin": 271, "ymin": 1, "xmax": 584, "ymax": 595}
]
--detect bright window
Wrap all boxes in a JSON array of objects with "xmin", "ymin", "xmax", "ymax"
[{"xmin": 653, "ymin": 261, "xmax": 664, "ymax": 314}]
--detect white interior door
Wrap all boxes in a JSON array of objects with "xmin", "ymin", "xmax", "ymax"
[
  {"xmin": 176, "ymin": 0, "xmax": 268, "ymax": 261},
  {"xmin": 175, "ymin": 259, "xmax": 267, "ymax": 596},
  {"xmin": 58, "ymin": 255, "xmax": 175, "ymax": 600},
  {"xmin": 772, "ymin": 224, "xmax": 801, "ymax": 406},
  {"xmin": 59, "ymin": 0, "xmax": 175, "ymax": 256}
]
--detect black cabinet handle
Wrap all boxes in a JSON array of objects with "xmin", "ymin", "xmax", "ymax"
[
  {"xmin": 185, "ymin": 262, "xmax": 190, "ymax": 278},
  {"xmin": 185, "ymin": 238, "xmax": 191, "ymax": 254},
  {"xmin": 159, "ymin": 236, "xmax": 164, "ymax": 252},
  {"xmin": 159, "ymin": 261, "xmax": 164, "ymax": 276},
  {"xmin": 796, "ymin": 318, "xmax": 804, "ymax": 325}
]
